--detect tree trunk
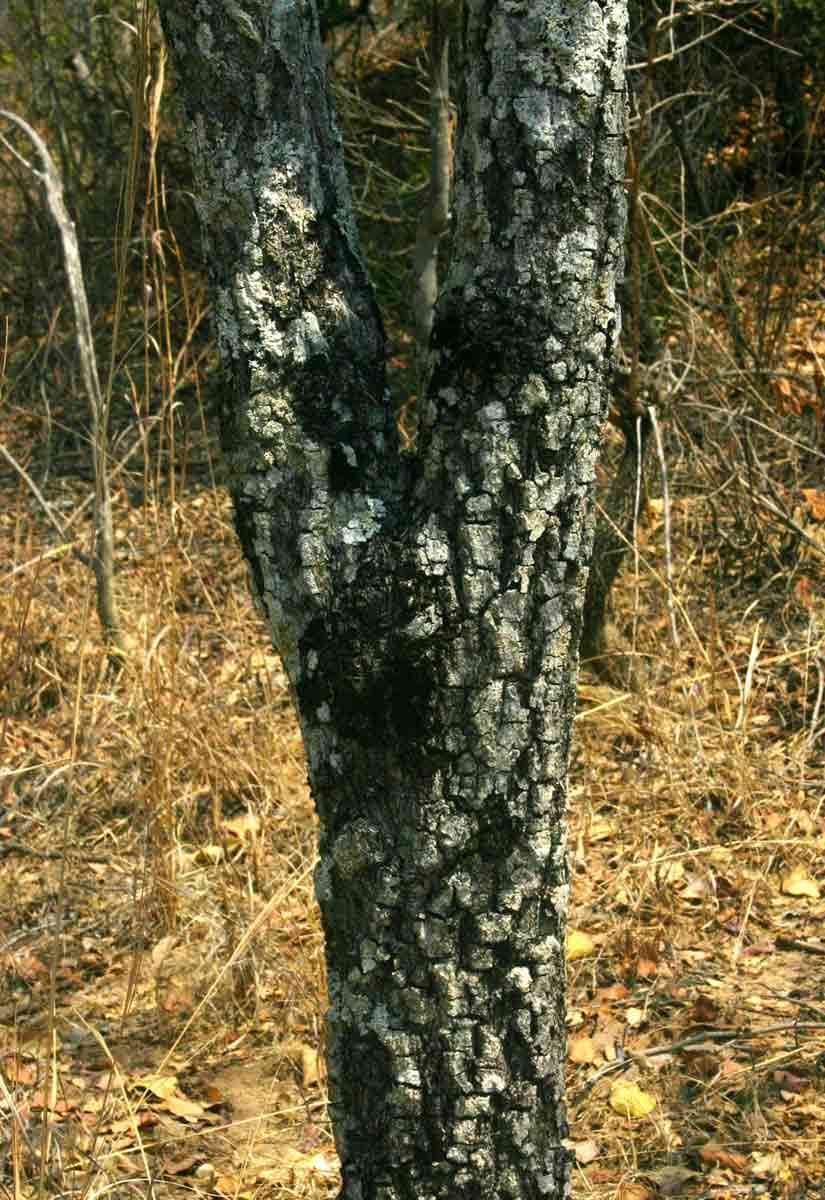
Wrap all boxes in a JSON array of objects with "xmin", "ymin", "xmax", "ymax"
[{"xmin": 158, "ymin": 2, "xmax": 627, "ymax": 1197}]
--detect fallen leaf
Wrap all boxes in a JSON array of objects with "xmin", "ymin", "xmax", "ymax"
[
  {"xmin": 222, "ymin": 813, "xmax": 260, "ymax": 840},
  {"xmin": 588, "ymin": 818, "xmax": 615, "ymax": 842},
  {"xmin": 691, "ymin": 993, "xmax": 718, "ymax": 1024},
  {"xmin": 568, "ymin": 1035, "xmax": 597, "ymax": 1064},
  {"xmin": 194, "ymin": 844, "xmax": 223, "ymax": 865},
  {"xmin": 625, "ymin": 1006, "xmax": 645, "ymax": 1028},
  {"xmin": 681, "ymin": 873, "xmax": 708, "ymax": 900},
  {"xmin": 567, "ymin": 930, "xmax": 595, "ymax": 961},
  {"xmin": 719, "ymin": 1057, "xmax": 746, "ymax": 1078},
  {"xmin": 697, "ymin": 1142, "xmax": 748, "ymax": 1172},
  {"xmin": 2, "ymin": 1057, "xmax": 36, "ymax": 1084},
  {"xmin": 750, "ymin": 1150, "xmax": 784, "ymax": 1178},
  {"xmin": 165, "ymin": 1094, "xmax": 206, "ymax": 1120},
  {"xmin": 162, "ymin": 1151, "xmax": 201, "ymax": 1175},
  {"xmin": 781, "ymin": 865, "xmax": 820, "ymax": 899},
  {"xmin": 160, "ymin": 987, "xmax": 193, "ymax": 1014},
  {"xmin": 801, "ymin": 488, "xmax": 825, "ymax": 520},
  {"xmin": 617, "ymin": 1186, "xmax": 654, "ymax": 1200},
  {"xmin": 216, "ymin": 1174, "xmax": 249, "ymax": 1198},
  {"xmin": 645, "ymin": 1166, "xmax": 699, "ymax": 1195},
  {"xmin": 567, "ymin": 1138, "xmax": 599, "ymax": 1165},
  {"xmin": 773, "ymin": 1069, "xmax": 807, "ymax": 1093},
  {"xmin": 609, "ymin": 1081, "xmax": 657, "ymax": 1118},
  {"xmin": 301, "ymin": 1044, "xmax": 320, "ymax": 1087},
  {"xmin": 601, "ymin": 982, "xmax": 629, "ymax": 1001},
  {"xmin": 134, "ymin": 1073, "xmax": 178, "ymax": 1100}
]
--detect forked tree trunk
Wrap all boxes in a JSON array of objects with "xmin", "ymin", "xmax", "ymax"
[{"xmin": 158, "ymin": 2, "xmax": 627, "ymax": 1197}]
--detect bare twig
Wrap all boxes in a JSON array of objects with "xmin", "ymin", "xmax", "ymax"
[
  {"xmin": 0, "ymin": 440, "xmax": 93, "ymax": 568},
  {"xmin": 648, "ymin": 403, "xmax": 679, "ymax": 647},
  {"xmin": 574, "ymin": 1020, "xmax": 825, "ymax": 1096},
  {"xmin": 744, "ymin": 483, "xmax": 825, "ymax": 561},
  {"xmin": 412, "ymin": 0, "xmax": 453, "ymax": 387},
  {"xmin": 776, "ymin": 936, "xmax": 825, "ymax": 958},
  {"xmin": 0, "ymin": 442, "xmax": 67, "ymax": 540},
  {"xmin": 0, "ymin": 110, "xmax": 121, "ymax": 647},
  {"xmin": 0, "ymin": 840, "xmax": 111, "ymax": 864},
  {"xmin": 627, "ymin": 4, "xmax": 792, "ymax": 72}
]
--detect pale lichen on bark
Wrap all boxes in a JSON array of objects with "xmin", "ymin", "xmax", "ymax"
[{"xmin": 159, "ymin": 0, "xmax": 627, "ymax": 1196}]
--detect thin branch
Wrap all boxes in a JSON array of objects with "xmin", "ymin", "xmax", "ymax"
[
  {"xmin": 574, "ymin": 1020, "xmax": 825, "ymax": 1095},
  {"xmin": 648, "ymin": 404, "xmax": 679, "ymax": 647},
  {"xmin": 0, "ymin": 441, "xmax": 93, "ymax": 568},
  {"xmin": 0, "ymin": 110, "xmax": 121, "ymax": 646},
  {"xmin": 627, "ymin": 4, "xmax": 795, "ymax": 72},
  {"xmin": 744, "ymin": 482, "xmax": 825, "ymax": 561},
  {"xmin": 412, "ymin": 0, "xmax": 452, "ymax": 387},
  {"xmin": 776, "ymin": 936, "xmax": 825, "ymax": 958},
  {"xmin": 0, "ymin": 442, "xmax": 67, "ymax": 540}
]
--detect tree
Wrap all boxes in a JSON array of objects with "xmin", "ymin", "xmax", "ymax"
[{"xmin": 157, "ymin": 2, "xmax": 627, "ymax": 1196}]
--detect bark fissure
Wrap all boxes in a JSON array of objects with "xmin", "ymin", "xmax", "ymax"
[{"xmin": 159, "ymin": 1, "xmax": 627, "ymax": 1196}]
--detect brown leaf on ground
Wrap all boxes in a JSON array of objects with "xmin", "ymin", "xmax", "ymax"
[
  {"xmin": 566, "ymin": 1137, "xmax": 600, "ymax": 1164},
  {"xmin": 697, "ymin": 1142, "xmax": 748, "ymax": 1172},
  {"xmin": 568, "ymin": 1035, "xmax": 597, "ymax": 1064}
]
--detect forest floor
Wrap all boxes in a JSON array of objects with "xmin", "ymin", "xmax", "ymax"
[{"xmin": 0, "ymin": 381, "xmax": 824, "ymax": 1200}]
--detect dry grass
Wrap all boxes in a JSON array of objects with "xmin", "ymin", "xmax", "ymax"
[
  {"xmin": 565, "ymin": 403, "xmax": 825, "ymax": 1196},
  {"xmin": 0, "ymin": 472, "xmax": 331, "ymax": 1198},
  {"xmin": 1, "ymin": 364, "xmax": 823, "ymax": 1199}
]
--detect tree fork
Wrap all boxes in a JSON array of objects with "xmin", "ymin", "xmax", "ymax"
[{"xmin": 158, "ymin": 2, "xmax": 627, "ymax": 1196}]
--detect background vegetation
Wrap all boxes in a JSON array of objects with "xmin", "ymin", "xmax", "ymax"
[{"xmin": 0, "ymin": 2, "xmax": 823, "ymax": 1198}]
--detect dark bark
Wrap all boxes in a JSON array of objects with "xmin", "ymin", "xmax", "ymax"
[
  {"xmin": 158, "ymin": 2, "xmax": 627, "ymax": 1197},
  {"xmin": 579, "ymin": 368, "xmax": 651, "ymax": 671}
]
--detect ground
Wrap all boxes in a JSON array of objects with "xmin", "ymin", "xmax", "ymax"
[{"xmin": 0, "ymin": 383, "xmax": 824, "ymax": 1200}]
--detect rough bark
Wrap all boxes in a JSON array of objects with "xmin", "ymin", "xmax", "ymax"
[{"xmin": 158, "ymin": 2, "xmax": 627, "ymax": 1198}]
